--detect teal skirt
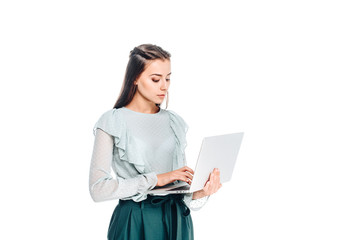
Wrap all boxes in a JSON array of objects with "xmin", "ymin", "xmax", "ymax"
[{"xmin": 107, "ymin": 194, "xmax": 194, "ymax": 240}]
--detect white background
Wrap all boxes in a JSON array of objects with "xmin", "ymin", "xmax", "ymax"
[{"xmin": 1, "ymin": 0, "xmax": 359, "ymax": 239}]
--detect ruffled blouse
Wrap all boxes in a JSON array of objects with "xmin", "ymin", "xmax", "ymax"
[{"xmin": 89, "ymin": 107, "xmax": 209, "ymax": 211}]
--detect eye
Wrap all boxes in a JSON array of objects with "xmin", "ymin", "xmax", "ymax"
[{"xmin": 152, "ymin": 79, "xmax": 170, "ymax": 82}]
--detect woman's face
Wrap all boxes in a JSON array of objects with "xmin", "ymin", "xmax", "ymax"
[{"xmin": 135, "ymin": 59, "xmax": 171, "ymax": 105}]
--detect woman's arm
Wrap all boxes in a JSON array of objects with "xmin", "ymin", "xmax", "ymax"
[
  {"xmin": 181, "ymin": 154, "xmax": 210, "ymax": 210},
  {"xmin": 89, "ymin": 128, "xmax": 157, "ymax": 202},
  {"xmin": 192, "ymin": 191, "xmax": 207, "ymax": 199}
]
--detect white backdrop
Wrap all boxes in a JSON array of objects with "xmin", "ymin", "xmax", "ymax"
[{"xmin": 1, "ymin": 0, "xmax": 359, "ymax": 239}]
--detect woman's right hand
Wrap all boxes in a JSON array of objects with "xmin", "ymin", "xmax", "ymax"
[{"xmin": 156, "ymin": 166, "xmax": 194, "ymax": 187}]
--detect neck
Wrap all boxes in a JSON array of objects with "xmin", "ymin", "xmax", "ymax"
[{"xmin": 125, "ymin": 93, "xmax": 159, "ymax": 114}]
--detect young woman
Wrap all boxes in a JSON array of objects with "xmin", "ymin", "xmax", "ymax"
[{"xmin": 89, "ymin": 44, "xmax": 222, "ymax": 240}]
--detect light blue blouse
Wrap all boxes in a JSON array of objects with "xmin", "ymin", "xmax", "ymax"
[{"xmin": 89, "ymin": 107, "xmax": 209, "ymax": 211}]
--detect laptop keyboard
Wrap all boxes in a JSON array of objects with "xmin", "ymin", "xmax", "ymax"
[{"xmin": 171, "ymin": 185, "xmax": 190, "ymax": 191}]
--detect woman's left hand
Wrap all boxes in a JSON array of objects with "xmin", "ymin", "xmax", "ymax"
[{"xmin": 192, "ymin": 168, "xmax": 222, "ymax": 199}]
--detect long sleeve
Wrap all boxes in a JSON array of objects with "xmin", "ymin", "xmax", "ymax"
[{"xmin": 89, "ymin": 128, "xmax": 158, "ymax": 202}]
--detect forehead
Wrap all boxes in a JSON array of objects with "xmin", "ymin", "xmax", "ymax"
[{"xmin": 143, "ymin": 59, "xmax": 171, "ymax": 73}]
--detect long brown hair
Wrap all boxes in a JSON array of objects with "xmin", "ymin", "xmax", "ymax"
[{"xmin": 113, "ymin": 44, "xmax": 171, "ymax": 109}]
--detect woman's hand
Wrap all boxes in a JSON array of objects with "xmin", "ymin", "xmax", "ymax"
[
  {"xmin": 192, "ymin": 168, "xmax": 222, "ymax": 199},
  {"xmin": 156, "ymin": 166, "xmax": 194, "ymax": 187}
]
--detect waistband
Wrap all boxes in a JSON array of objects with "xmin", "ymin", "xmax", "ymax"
[{"xmin": 119, "ymin": 194, "xmax": 190, "ymax": 216}]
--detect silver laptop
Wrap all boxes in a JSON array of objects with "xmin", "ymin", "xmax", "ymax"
[{"xmin": 147, "ymin": 132, "xmax": 244, "ymax": 195}]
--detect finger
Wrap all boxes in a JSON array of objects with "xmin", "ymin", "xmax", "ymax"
[
  {"xmin": 208, "ymin": 182, "xmax": 216, "ymax": 195},
  {"xmin": 174, "ymin": 173, "xmax": 189, "ymax": 183},
  {"xmin": 211, "ymin": 171, "xmax": 216, "ymax": 181},
  {"xmin": 208, "ymin": 171, "xmax": 214, "ymax": 181},
  {"xmin": 210, "ymin": 174, "xmax": 220, "ymax": 192},
  {"xmin": 177, "ymin": 170, "xmax": 193, "ymax": 180},
  {"xmin": 213, "ymin": 169, "xmax": 220, "ymax": 181},
  {"xmin": 203, "ymin": 180, "xmax": 210, "ymax": 190},
  {"xmin": 180, "ymin": 166, "xmax": 194, "ymax": 176},
  {"xmin": 210, "ymin": 173, "xmax": 216, "ymax": 187},
  {"xmin": 210, "ymin": 179, "xmax": 217, "ymax": 192},
  {"xmin": 181, "ymin": 175, "xmax": 192, "ymax": 185},
  {"xmin": 183, "ymin": 166, "xmax": 194, "ymax": 175},
  {"xmin": 214, "ymin": 171, "xmax": 220, "ymax": 183},
  {"xmin": 184, "ymin": 172, "xmax": 193, "ymax": 181},
  {"xmin": 178, "ymin": 176, "xmax": 190, "ymax": 183},
  {"xmin": 178, "ymin": 172, "xmax": 192, "ymax": 183},
  {"xmin": 185, "ymin": 170, "xmax": 194, "ymax": 177},
  {"xmin": 206, "ymin": 177, "xmax": 214, "ymax": 188},
  {"xmin": 185, "ymin": 176, "xmax": 192, "ymax": 184}
]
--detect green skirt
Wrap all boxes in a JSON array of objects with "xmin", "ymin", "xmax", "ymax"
[{"xmin": 107, "ymin": 194, "xmax": 194, "ymax": 240}]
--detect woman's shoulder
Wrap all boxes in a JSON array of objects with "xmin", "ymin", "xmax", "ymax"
[
  {"xmin": 166, "ymin": 108, "xmax": 184, "ymax": 119},
  {"xmin": 97, "ymin": 107, "xmax": 129, "ymax": 120},
  {"xmin": 166, "ymin": 109, "xmax": 189, "ymax": 134},
  {"xmin": 93, "ymin": 108, "xmax": 125, "ymax": 136}
]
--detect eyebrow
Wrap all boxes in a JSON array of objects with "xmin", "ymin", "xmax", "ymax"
[{"xmin": 149, "ymin": 72, "xmax": 172, "ymax": 77}]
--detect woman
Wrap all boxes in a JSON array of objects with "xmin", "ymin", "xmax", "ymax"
[{"xmin": 89, "ymin": 44, "xmax": 222, "ymax": 240}]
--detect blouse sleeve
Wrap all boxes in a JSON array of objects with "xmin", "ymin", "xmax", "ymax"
[{"xmin": 89, "ymin": 128, "xmax": 158, "ymax": 202}]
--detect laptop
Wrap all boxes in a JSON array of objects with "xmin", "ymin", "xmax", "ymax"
[{"xmin": 147, "ymin": 132, "xmax": 244, "ymax": 195}]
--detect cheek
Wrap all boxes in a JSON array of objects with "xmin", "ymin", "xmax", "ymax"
[{"xmin": 139, "ymin": 80, "xmax": 156, "ymax": 93}]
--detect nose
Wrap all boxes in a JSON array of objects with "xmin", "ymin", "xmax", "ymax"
[{"xmin": 160, "ymin": 79, "xmax": 168, "ymax": 90}]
